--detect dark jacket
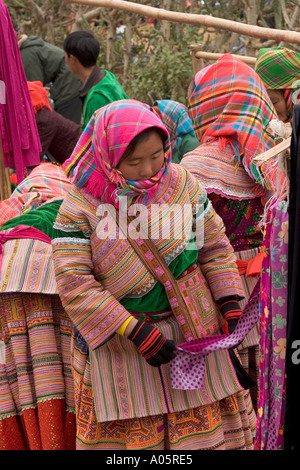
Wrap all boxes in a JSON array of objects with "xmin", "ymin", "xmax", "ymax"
[
  {"xmin": 36, "ymin": 107, "xmax": 81, "ymax": 164},
  {"xmin": 19, "ymin": 36, "xmax": 81, "ymax": 107}
]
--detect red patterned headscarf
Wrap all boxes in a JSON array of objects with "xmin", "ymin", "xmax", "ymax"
[{"xmin": 188, "ymin": 54, "xmax": 279, "ymax": 194}]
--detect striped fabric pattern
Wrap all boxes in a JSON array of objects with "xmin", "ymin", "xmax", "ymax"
[
  {"xmin": 0, "ymin": 238, "xmax": 57, "ymax": 294},
  {"xmin": 52, "ymin": 163, "xmax": 244, "ymax": 351},
  {"xmin": 0, "ymin": 163, "xmax": 72, "ymax": 227},
  {"xmin": 153, "ymin": 100, "xmax": 196, "ymax": 151},
  {"xmin": 90, "ymin": 314, "xmax": 244, "ymax": 423},
  {"xmin": 0, "ymin": 292, "xmax": 75, "ymax": 449},
  {"xmin": 235, "ymin": 247, "xmax": 260, "ymax": 351},
  {"xmin": 181, "ymin": 141, "xmax": 264, "ymax": 200},
  {"xmin": 188, "ymin": 54, "xmax": 280, "ymax": 197}
]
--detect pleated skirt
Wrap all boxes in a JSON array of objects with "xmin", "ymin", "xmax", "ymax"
[
  {"xmin": 72, "ymin": 339, "xmax": 256, "ymax": 450},
  {"xmin": 0, "ymin": 292, "xmax": 76, "ymax": 450}
]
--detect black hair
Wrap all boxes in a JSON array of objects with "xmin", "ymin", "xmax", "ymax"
[
  {"xmin": 121, "ymin": 127, "xmax": 167, "ymax": 161},
  {"xmin": 63, "ymin": 30, "xmax": 100, "ymax": 68}
]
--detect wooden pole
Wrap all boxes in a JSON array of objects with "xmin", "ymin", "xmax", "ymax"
[
  {"xmin": 194, "ymin": 51, "xmax": 257, "ymax": 66},
  {"xmin": 253, "ymin": 137, "xmax": 291, "ymax": 165},
  {"xmin": 64, "ymin": 0, "xmax": 300, "ymax": 45},
  {"xmin": 190, "ymin": 44, "xmax": 204, "ymax": 75},
  {"xmin": 0, "ymin": 138, "xmax": 12, "ymax": 201}
]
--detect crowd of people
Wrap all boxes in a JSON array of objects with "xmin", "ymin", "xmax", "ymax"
[{"xmin": 0, "ymin": 1, "xmax": 298, "ymax": 450}]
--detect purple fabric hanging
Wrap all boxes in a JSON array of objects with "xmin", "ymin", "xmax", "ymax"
[
  {"xmin": 0, "ymin": 0, "xmax": 41, "ymax": 183},
  {"xmin": 254, "ymin": 199, "xmax": 288, "ymax": 450}
]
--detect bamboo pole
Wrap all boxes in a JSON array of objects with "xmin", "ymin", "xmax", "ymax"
[
  {"xmin": 253, "ymin": 137, "xmax": 291, "ymax": 165},
  {"xmin": 190, "ymin": 44, "xmax": 204, "ymax": 75},
  {"xmin": 194, "ymin": 51, "xmax": 257, "ymax": 65},
  {"xmin": 64, "ymin": 0, "xmax": 300, "ymax": 44},
  {"xmin": 0, "ymin": 138, "xmax": 12, "ymax": 201}
]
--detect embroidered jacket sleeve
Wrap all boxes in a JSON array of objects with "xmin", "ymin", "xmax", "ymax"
[
  {"xmin": 185, "ymin": 169, "xmax": 245, "ymax": 301},
  {"xmin": 51, "ymin": 189, "xmax": 132, "ymax": 350}
]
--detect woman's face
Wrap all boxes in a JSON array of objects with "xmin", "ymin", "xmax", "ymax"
[
  {"xmin": 267, "ymin": 88, "xmax": 288, "ymax": 122},
  {"xmin": 117, "ymin": 131, "xmax": 165, "ymax": 181}
]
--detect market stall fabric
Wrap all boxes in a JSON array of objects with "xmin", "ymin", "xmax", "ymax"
[{"xmin": 0, "ymin": 0, "xmax": 41, "ymax": 191}]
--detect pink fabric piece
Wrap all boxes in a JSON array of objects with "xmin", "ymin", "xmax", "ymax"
[
  {"xmin": 0, "ymin": 224, "xmax": 51, "ymax": 268},
  {"xmin": 170, "ymin": 281, "xmax": 260, "ymax": 390},
  {"xmin": 0, "ymin": 163, "xmax": 73, "ymax": 228},
  {"xmin": 0, "ymin": 1, "xmax": 41, "ymax": 183}
]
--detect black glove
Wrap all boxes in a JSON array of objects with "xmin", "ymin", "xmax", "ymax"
[
  {"xmin": 128, "ymin": 320, "xmax": 176, "ymax": 367},
  {"xmin": 219, "ymin": 298, "xmax": 242, "ymax": 334}
]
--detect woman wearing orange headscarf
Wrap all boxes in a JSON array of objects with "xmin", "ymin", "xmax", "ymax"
[{"xmin": 27, "ymin": 81, "xmax": 81, "ymax": 164}]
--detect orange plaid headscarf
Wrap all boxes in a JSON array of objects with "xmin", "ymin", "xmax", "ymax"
[{"xmin": 27, "ymin": 81, "xmax": 53, "ymax": 114}]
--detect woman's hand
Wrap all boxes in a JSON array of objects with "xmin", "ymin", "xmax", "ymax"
[{"xmin": 128, "ymin": 319, "xmax": 176, "ymax": 367}]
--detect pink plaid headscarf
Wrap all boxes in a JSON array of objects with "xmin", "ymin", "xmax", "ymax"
[{"xmin": 64, "ymin": 99, "xmax": 171, "ymax": 208}]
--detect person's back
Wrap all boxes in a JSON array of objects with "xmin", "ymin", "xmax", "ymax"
[
  {"xmin": 27, "ymin": 80, "xmax": 81, "ymax": 164},
  {"xmin": 63, "ymin": 30, "xmax": 129, "ymax": 130},
  {"xmin": 81, "ymin": 70, "xmax": 129, "ymax": 130},
  {"xmin": 36, "ymin": 107, "xmax": 81, "ymax": 164},
  {"xmin": 19, "ymin": 35, "xmax": 81, "ymax": 123}
]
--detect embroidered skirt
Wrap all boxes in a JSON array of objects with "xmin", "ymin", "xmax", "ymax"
[
  {"xmin": 72, "ymin": 324, "xmax": 256, "ymax": 450},
  {"xmin": 0, "ymin": 292, "xmax": 75, "ymax": 450}
]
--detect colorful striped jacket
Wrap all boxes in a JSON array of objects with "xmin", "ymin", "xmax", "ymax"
[{"xmin": 52, "ymin": 163, "xmax": 244, "ymax": 351}]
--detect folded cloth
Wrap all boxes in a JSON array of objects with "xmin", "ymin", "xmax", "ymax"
[
  {"xmin": 170, "ymin": 280, "xmax": 260, "ymax": 390},
  {"xmin": 236, "ymin": 251, "xmax": 263, "ymax": 278},
  {"xmin": 0, "ymin": 224, "xmax": 51, "ymax": 268}
]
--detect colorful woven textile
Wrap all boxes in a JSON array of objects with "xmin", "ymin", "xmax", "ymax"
[
  {"xmin": 254, "ymin": 199, "xmax": 288, "ymax": 450},
  {"xmin": 255, "ymin": 47, "xmax": 300, "ymax": 118},
  {"xmin": 188, "ymin": 54, "xmax": 280, "ymax": 197},
  {"xmin": 53, "ymin": 164, "xmax": 244, "ymax": 352},
  {"xmin": 73, "ymin": 337, "xmax": 256, "ymax": 450},
  {"xmin": 208, "ymin": 193, "xmax": 263, "ymax": 253},
  {"xmin": 52, "ymin": 100, "xmax": 255, "ymax": 449},
  {"xmin": 0, "ymin": 292, "xmax": 75, "ymax": 450},
  {"xmin": 0, "ymin": 163, "xmax": 73, "ymax": 227},
  {"xmin": 0, "ymin": 201, "xmax": 87, "ymax": 449},
  {"xmin": 169, "ymin": 280, "xmax": 260, "ymax": 391},
  {"xmin": 0, "ymin": 201, "xmax": 86, "ymax": 295},
  {"xmin": 153, "ymin": 100, "xmax": 196, "ymax": 152},
  {"xmin": 63, "ymin": 99, "xmax": 171, "ymax": 208},
  {"xmin": 181, "ymin": 141, "xmax": 269, "ymax": 201}
]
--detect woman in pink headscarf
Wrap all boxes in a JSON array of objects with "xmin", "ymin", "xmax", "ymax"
[{"xmin": 52, "ymin": 99, "xmax": 256, "ymax": 450}]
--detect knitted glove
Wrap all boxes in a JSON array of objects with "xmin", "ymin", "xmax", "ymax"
[
  {"xmin": 128, "ymin": 320, "xmax": 176, "ymax": 367},
  {"xmin": 219, "ymin": 298, "xmax": 242, "ymax": 335}
]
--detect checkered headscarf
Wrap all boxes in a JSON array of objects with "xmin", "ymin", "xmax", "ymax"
[
  {"xmin": 255, "ymin": 47, "xmax": 300, "ymax": 119},
  {"xmin": 188, "ymin": 54, "xmax": 278, "ymax": 194}
]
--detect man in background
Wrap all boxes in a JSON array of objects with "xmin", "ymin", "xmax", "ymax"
[
  {"xmin": 18, "ymin": 33, "xmax": 82, "ymax": 124},
  {"xmin": 63, "ymin": 30, "xmax": 129, "ymax": 130}
]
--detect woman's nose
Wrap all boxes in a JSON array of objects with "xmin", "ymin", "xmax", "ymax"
[{"xmin": 140, "ymin": 161, "xmax": 153, "ymax": 179}]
